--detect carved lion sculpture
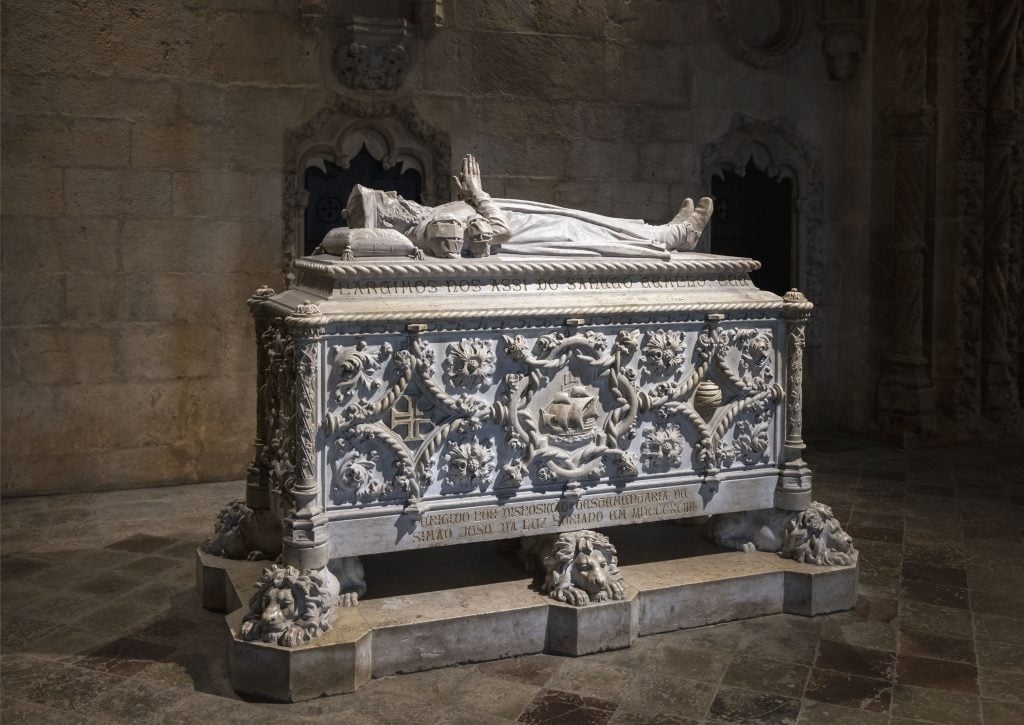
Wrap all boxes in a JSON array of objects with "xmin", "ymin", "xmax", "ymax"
[
  {"xmin": 239, "ymin": 565, "xmax": 334, "ymax": 647},
  {"xmin": 200, "ymin": 500, "xmax": 279, "ymax": 561},
  {"xmin": 525, "ymin": 530, "xmax": 626, "ymax": 606},
  {"xmin": 781, "ymin": 502, "xmax": 857, "ymax": 566},
  {"xmin": 703, "ymin": 501, "xmax": 857, "ymax": 566}
]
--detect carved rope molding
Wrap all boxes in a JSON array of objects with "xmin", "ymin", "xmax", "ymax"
[{"xmin": 294, "ymin": 256, "xmax": 762, "ymax": 280}]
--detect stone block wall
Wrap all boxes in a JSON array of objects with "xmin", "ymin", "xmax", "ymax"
[{"xmin": 1, "ymin": 0, "xmax": 862, "ymax": 495}]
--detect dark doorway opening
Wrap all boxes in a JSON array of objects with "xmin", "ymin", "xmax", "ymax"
[
  {"xmin": 710, "ymin": 159, "xmax": 794, "ymax": 296},
  {"xmin": 304, "ymin": 146, "xmax": 423, "ymax": 255}
]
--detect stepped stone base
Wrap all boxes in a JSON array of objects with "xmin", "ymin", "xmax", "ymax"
[{"xmin": 197, "ymin": 525, "xmax": 856, "ymax": 703}]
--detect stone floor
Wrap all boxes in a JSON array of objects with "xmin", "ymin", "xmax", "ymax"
[{"xmin": 1, "ymin": 433, "xmax": 1022, "ymax": 724}]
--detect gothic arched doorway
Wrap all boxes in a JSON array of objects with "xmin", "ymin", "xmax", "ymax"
[{"xmin": 709, "ymin": 159, "xmax": 794, "ymax": 296}]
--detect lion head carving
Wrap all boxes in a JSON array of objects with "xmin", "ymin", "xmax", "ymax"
[
  {"xmin": 239, "ymin": 565, "xmax": 333, "ymax": 647},
  {"xmin": 200, "ymin": 500, "xmax": 252, "ymax": 559},
  {"xmin": 781, "ymin": 501, "xmax": 857, "ymax": 566},
  {"xmin": 542, "ymin": 530, "xmax": 626, "ymax": 606}
]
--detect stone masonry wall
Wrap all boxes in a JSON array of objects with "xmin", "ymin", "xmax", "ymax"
[{"xmin": 1, "ymin": 0, "xmax": 856, "ymax": 495}]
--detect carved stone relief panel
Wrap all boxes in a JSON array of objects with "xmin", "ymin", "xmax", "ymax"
[{"xmin": 319, "ymin": 317, "xmax": 784, "ymax": 512}]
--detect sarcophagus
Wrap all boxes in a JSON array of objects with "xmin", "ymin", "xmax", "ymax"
[
  {"xmin": 241, "ymin": 253, "xmax": 816, "ymax": 566},
  {"xmin": 197, "ymin": 172, "xmax": 856, "ymax": 700}
]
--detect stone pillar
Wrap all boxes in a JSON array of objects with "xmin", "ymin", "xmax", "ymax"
[
  {"xmin": 281, "ymin": 301, "xmax": 332, "ymax": 572},
  {"xmin": 245, "ymin": 286, "xmax": 277, "ymax": 512},
  {"xmin": 776, "ymin": 289, "xmax": 813, "ymax": 511},
  {"xmin": 981, "ymin": 0, "xmax": 1021, "ymax": 420},
  {"xmin": 876, "ymin": 0, "xmax": 936, "ymax": 441}
]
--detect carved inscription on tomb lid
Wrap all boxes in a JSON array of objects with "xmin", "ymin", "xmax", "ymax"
[{"xmin": 332, "ymin": 273, "xmax": 755, "ymax": 298}]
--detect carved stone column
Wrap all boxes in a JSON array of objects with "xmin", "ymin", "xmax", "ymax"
[
  {"xmin": 245, "ymin": 286, "xmax": 277, "ymax": 513},
  {"xmin": 982, "ymin": 0, "xmax": 1021, "ymax": 420},
  {"xmin": 876, "ymin": 0, "xmax": 936, "ymax": 441},
  {"xmin": 777, "ymin": 289, "xmax": 813, "ymax": 511},
  {"xmin": 281, "ymin": 301, "xmax": 332, "ymax": 573}
]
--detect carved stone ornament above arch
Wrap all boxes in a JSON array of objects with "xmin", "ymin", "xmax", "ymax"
[
  {"xmin": 700, "ymin": 113, "xmax": 825, "ymax": 334},
  {"xmin": 282, "ymin": 97, "xmax": 452, "ymax": 280},
  {"xmin": 710, "ymin": 0, "xmax": 807, "ymax": 68}
]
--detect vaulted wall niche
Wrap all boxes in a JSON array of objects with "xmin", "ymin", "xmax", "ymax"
[{"xmin": 282, "ymin": 98, "xmax": 452, "ymax": 280}]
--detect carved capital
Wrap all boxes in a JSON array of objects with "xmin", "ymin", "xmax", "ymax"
[{"xmin": 819, "ymin": 17, "xmax": 865, "ymax": 80}]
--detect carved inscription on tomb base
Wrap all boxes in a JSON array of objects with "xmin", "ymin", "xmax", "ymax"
[{"xmin": 409, "ymin": 487, "xmax": 699, "ymax": 547}]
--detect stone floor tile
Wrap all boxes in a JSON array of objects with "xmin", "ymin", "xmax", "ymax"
[
  {"xmin": 803, "ymin": 668, "xmax": 891, "ymax": 713},
  {"xmin": 543, "ymin": 659, "xmax": 637, "ymax": 701},
  {"xmin": 77, "ymin": 637, "xmax": 177, "ymax": 676},
  {"xmin": 105, "ymin": 534, "xmax": 179, "ymax": 554},
  {"xmin": 814, "ymin": 639, "xmax": 896, "ymax": 681},
  {"xmin": 981, "ymin": 699, "xmax": 1024, "ymax": 724},
  {"xmin": 852, "ymin": 595, "xmax": 898, "ymax": 623},
  {"xmin": 81, "ymin": 679, "xmax": 186, "ymax": 724},
  {"xmin": 0, "ymin": 697, "xmax": 102, "ymax": 725},
  {"xmin": 890, "ymin": 684, "xmax": 982, "ymax": 724},
  {"xmin": 474, "ymin": 654, "xmax": 561, "ymax": 686},
  {"xmin": 608, "ymin": 709, "xmax": 697, "ymax": 724},
  {"xmin": 21, "ymin": 663, "xmax": 126, "ymax": 711},
  {"xmin": 970, "ymin": 589, "xmax": 1024, "ymax": 619},
  {"xmin": 896, "ymin": 654, "xmax": 979, "ymax": 694},
  {"xmin": 900, "ymin": 562, "xmax": 969, "ymax": 588},
  {"xmin": 517, "ymin": 689, "xmax": 617, "ymax": 725},
  {"xmin": 645, "ymin": 642, "xmax": 733, "ymax": 683},
  {"xmin": 979, "ymin": 667, "xmax": 1024, "ymax": 704},
  {"xmin": 819, "ymin": 615, "xmax": 898, "ymax": 652},
  {"xmin": 898, "ymin": 601, "xmax": 975, "ymax": 639},
  {"xmin": 796, "ymin": 699, "xmax": 889, "ymax": 724},
  {"xmin": 899, "ymin": 629, "xmax": 977, "ymax": 663},
  {"xmin": 976, "ymin": 640, "xmax": 1024, "ymax": 674},
  {"xmin": 974, "ymin": 613, "xmax": 1024, "ymax": 645},
  {"xmin": 846, "ymin": 524, "xmax": 903, "ymax": 544},
  {"xmin": 720, "ymin": 655, "xmax": 810, "ymax": 698},
  {"xmin": 706, "ymin": 685, "xmax": 801, "ymax": 724},
  {"xmin": 445, "ymin": 673, "xmax": 542, "ymax": 720},
  {"xmin": 615, "ymin": 672, "xmax": 716, "ymax": 720},
  {"xmin": 901, "ymin": 579, "xmax": 970, "ymax": 610}
]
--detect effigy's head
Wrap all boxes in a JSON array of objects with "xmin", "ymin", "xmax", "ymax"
[
  {"xmin": 344, "ymin": 184, "xmax": 428, "ymax": 233},
  {"xmin": 424, "ymin": 215, "xmax": 466, "ymax": 258}
]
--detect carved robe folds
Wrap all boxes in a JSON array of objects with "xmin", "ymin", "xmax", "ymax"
[{"xmin": 249, "ymin": 253, "xmax": 814, "ymax": 561}]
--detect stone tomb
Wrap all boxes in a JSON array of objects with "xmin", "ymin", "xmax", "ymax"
[{"xmin": 197, "ymin": 249, "xmax": 858, "ymax": 701}]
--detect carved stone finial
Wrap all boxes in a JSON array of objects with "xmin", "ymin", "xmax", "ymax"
[
  {"xmin": 254, "ymin": 285, "xmax": 276, "ymax": 298},
  {"xmin": 334, "ymin": 18, "xmax": 411, "ymax": 91}
]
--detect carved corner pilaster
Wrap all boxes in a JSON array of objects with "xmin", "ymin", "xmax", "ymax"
[
  {"xmin": 281, "ymin": 301, "xmax": 331, "ymax": 572},
  {"xmin": 778, "ymin": 290, "xmax": 813, "ymax": 510}
]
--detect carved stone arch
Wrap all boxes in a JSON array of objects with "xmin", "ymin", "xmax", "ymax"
[
  {"xmin": 282, "ymin": 97, "xmax": 452, "ymax": 279},
  {"xmin": 700, "ymin": 114, "xmax": 825, "ymax": 318},
  {"xmin": 710, "ymin": 0, "xmax": 807, "ymax": 69}
]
